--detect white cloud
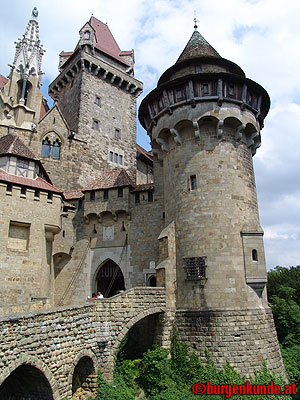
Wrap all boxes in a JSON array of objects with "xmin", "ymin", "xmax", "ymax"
[{"xmin": 1, "ymin": 0, "xmax": 300, "ymax": 270}]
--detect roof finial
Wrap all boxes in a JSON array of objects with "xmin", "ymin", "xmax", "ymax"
[
  {"xmin": 193, "ymin": 10, "xmax": 198, "ymax": 31},
  {"xmin": 32, "ymin": 7, "xmax": 38, "ymax": 19}
]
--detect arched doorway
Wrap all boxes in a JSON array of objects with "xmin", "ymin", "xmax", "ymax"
[
  {"xmin": 0, "ymin": 364, "xmax": 54, "ymax": 399},
  {"xmin": 148, "ymin": 275, "xmax": 156, "ymax": 287},
  {"xmin": 72, "ymin": 356, "xmax": 96, "ymax": 399},
  {"xmin": 96, "ymin": 259, "xmax": 125, "ymax": 297}
]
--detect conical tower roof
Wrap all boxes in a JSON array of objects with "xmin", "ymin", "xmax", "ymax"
[{"xmin": 176, "ymin": 30, "xmax": 221, "ymax": 63}]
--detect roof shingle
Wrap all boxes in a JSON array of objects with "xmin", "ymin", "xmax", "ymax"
[
  {"xmin": 0, "ymin": 133, "xmax": 38, "ymax": 160},
  {"xmin": 82, "ymin": 169, "xmax": 133, "ymax": 191}
]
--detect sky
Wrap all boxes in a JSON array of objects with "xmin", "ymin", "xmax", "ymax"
[{"xmin": 0, "ymin": 0, "xmax": 299, "ymax": 270}]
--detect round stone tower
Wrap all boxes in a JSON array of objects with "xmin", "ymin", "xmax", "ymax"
[{"xmin": 139, "ymin": 29, "xmax": 285, "ymax": 376}]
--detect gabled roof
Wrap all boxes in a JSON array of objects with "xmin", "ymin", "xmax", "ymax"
[
  {"xmin": 0, "ymin": 74, "xmax": 8, "ymax": 89},
  {"xmin": 87, "ymin": 17, "xmax": 129, "ymax": 66},
  {"xmin": 0, "ymin": 169, "xmax": 62, "ymax": 194},
  {"xmin": 0, "ymin": 133, "xmax": 38, "ymax": 160},
  {"xmin": 176, "ymin": 30, "xmax": 221, "ymax": 64},
  {"xmin": 82, "ymin": 168, "xmax": 133, "ymax": 191}
]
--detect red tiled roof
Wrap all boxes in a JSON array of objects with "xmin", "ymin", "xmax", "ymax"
[
  {"xmin": 132, "ymin": 183, "xmax": 154, "ymax": 192},
  {"xmin": 64, "ymin": 189, "xmax": 84, "ymax": 200},
  {"xmin": 89, "ymin": 17, "xmax": 129, "ymax": 66},
  {"xmin": 136, "ymin": 144, "xmax": 153, "ymax": 165},
  {"xmin": 82, "ymin": 169, "xmax": 133, "ymax": 191},
  {"xmin": 0, "ymin": 169, "xmax": 62, "ymax": 193},
  {"xmin": 63, "ymin": 200, "xmax": 76, "ymax": 209},
  {"xmin": 0, "ymin": 133, "xmax": 38, "ymax": 160},
  {"xmin": 0, "ymin": 74, "xmax": 8, "ymax": 89}
]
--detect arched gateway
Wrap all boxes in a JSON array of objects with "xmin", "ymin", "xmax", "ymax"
[{"xmin": 95, "ymin": 259, "xmax": 125, "ymax": 297}]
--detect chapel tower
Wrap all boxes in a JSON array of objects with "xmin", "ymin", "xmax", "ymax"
[
  {"xmin": 0, "ymin": 7, "xmax": 45, "ymax": 134},
  {"xmin": 139, "ymin": 27, "xmax": 285, "ymax": 376}
]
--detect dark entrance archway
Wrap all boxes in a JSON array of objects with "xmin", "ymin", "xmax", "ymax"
[
  {"xmin": 96, "ymin": 259, "xmax": 125, "ymax": 297},
  {"xmin": 0, "ymin": 364, "xmax": 53, "ymax": 399}
]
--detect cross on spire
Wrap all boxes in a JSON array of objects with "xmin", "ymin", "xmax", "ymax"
[{"xmin": 194, "ymin": 10, "xmax": 199, "ymax": 30}]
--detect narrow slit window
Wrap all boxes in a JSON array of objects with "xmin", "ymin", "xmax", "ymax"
[
  {"xmin": 78, "ymin": 199, "xmax": 83, "ymax": 209},
  {"xmin": 90, "ymin": 191, "xmax": 95, "ymax": 201},
  {"xmin": 103, "ymin": 189, "xmax": 109, "ymax": 200},
  {"xmin": 93, "ymin": 120, "xmax": 99, "ymax": 129},
  {"xmin": 20, "ymin": 187, "xmax": 26, "ymax": 196},
  {"xmin": 47, "ymin": 192, "xmax": 53, "ymax": 201},
  {"xmin": 119, "ymin": 155, "xmax": 123, "ymax": 165},
  {"xmin": 109, "ymin": 151, "xmax": 113, "ymax": 162},
  {"xmin": 114, "ymin": 153, "xmax": 118, "ymax": 163},
  {"xmin": 190, "ymin": 175, "xmax": 197, "ymax": 190},
  {"xmin": 34, "ymin": 189, "xmax": 40, "ymax": 198},
  {"xmin": 135, "ymin": 192, "xmax": 140, "ymax": 204},
  {"xmin": 52, "ymin": 140, "xmax": 61, "ymax": 159},
  {"xmin": 148, "ymin": 191, "xmax": 153, "ymax": 202},
  {"xmin": 252, "ymin": 249, "xmax": 258, "ymax": 261}
]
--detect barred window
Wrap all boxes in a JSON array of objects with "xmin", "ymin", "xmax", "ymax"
[{"xmin": 183, "ymin": 257, "xmax": 206, "ymax": 280}]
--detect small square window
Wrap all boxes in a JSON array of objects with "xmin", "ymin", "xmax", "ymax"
[
  {"xmin": 20, "ymin": 187, "xmax": 26, "ymax": 196},
  {"xmin": 93, "ymin": 120, "xmax": 99, "ymax": 129},
  {"xmin": 135, "ymin": 192, "xmax": 140, "ymax": 204},
  {"xmin": 119, "ymin": 155, "xmax": 123, "ymax": 165},
  {"xmin": 95, "ymin": 96, "xmax": 101, "ymax": 106},
  {"xmin": 6, "ymin": 184, "xmax": 12, "ymax": 192},
  {"xmin": 118, "ymin": 187, "xmax": 123, "ymax": 198},
  {"xmin": 114, "ymin": 153, "xmax": 118, "ymax": 163},
  {"xmin": 103, "ymin": 189, "xmax": 109, "ymax": 200},
  {"xmin": 90, "ymin": 191, "xmax": 95, "ymax": 201},
  {"xmin": 115, "ymin": 129, "xmax": 120, "ymax": 138},
  {"xmin": 190, "ymin": 175, "xmax": 197, "ymax": 190}
]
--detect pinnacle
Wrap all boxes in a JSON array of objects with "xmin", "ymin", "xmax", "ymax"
[{"xmin": 176, "ymin": 30, "xmax": 221, "ymax": 63}]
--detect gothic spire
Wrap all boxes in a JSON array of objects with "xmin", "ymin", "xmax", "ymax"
[
  {"xmin": 176, "ymin": 29, "xmax": 221, "ymax": 64},
  {"xmin": 13, "ymin": 7, "xmax": 45, "ymax": 78}
]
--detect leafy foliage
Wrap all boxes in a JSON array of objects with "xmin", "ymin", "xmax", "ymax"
[
  {"xmin": 95, "ymin": 328, "xmax": 292, "ymax": 400},
  {"xmin": 267, "ymin": 266, "xmax": 300, "ymax": 306}
]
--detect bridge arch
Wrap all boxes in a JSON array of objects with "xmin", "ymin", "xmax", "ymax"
[
  {"xmin": 104, "ymin": 307, "xmax": 165, "ymax": 382},
  {"xmin": 0, "ymin": 354, "xmax": 60, "ymax": 399},
  {"xmin": 67, "ymin": 349, "xmax": 98, "ymax": 399}
]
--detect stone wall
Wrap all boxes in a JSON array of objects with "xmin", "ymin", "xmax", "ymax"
[
  {"xmin": 175, "ymin": 307, "xmax": 285, "ymax": 378},
  {"xmin": 0, "ymin": 287, "xmax": 166, "ymax": 399}
]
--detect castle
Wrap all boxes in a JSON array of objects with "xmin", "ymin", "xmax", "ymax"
[{"xmin": 0, "ymin": 7, "xmax": 285, "ymax": 397}]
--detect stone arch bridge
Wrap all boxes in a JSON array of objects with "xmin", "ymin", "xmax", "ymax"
[{"xmin": 0, "ymin": 287, "xmax": 166, "ymax": 399}]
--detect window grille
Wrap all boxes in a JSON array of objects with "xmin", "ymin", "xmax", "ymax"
[{"xmin": 183, "ymin": 257, "xmax": 206, "ymax": 280}]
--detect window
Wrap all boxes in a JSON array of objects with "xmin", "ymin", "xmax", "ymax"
[
  {"xmin": 47, "ymin": 192, "xmax": 53, "ymax": 201},
  {"xmin": 119, "ymin": 155, "xmax": 123, "ymax": 165},
  {"xmin": 20, "ymin": 187, "xmax": 26, "ymax": 196},
  {"xmin": 190, "ymin": 175, "xmax": 197, "ymax": 190},
  {"xmin": 195, "ymin": 65, "xmax": 202, "ymax": 73},
  {"xmin": 183, "ymin": 257, "xmax": 206, "ymax": 280},
  {"xmin": 252, "ymin": 249, "xmax": 258, "ymax": 261},
  {"xmin": 114, "ymin": 153, "xmax": 118, "ymax": 163},
  {"xmin": 90, "ymin": 191, "xmax": 95, "ymax": 201},
  {"xmin": 84, "ymin": 30, "xmax": 90, "ymax": 39},
  {"xmin": 93, "ymin": 120, "xmax": 99, "ymax": 129},
  {"xmin": 6, "ymin": 184, "xmax": 12, "ymax": 193},
  {"xmin": 148, "ymin": 191, "xmax": 153, "ymax": 202},
  {"xmin": 103, "ymin": 189, "xmax": 109, "ymax": 200},
  {"xmin": 78, "ymin": 198, "xmax": 83, "ymax": 209},
  {"xmin": 115, "ymin": 129, "xmax": 120, "ymax": 138},
  {"xmin": 135, "ymin": 192, "xmax": 140, "ymax": 204},
  {"xmin": 228, "ymin": 84, "xmax": 235, "ymax": 97},
  {"xmin": 41, "ymin": 138, "xmax": 51, "ymax": 157},
  {"xmin": 41, "ymin": 137, "xmax": 61, "ymax": 159},
  {"xmin": 34, "ymin": 189, "xmax": 40, "ymax": 198},
  {"xmin": 118, "ymin": 187, "xmax": 123, "ymax": 198},
  {"xmin": 95, "ymin": 96, "xmax": 101, "ymax": 106},
  {"xmin": 8, "ymin": 221, "xmax": 30, "ymax": 251},
  {"xmin": 203, "ymin": 83, "xmax": 209, "ymax": 95},
  {"xmin": 52, "ymin": 140, "xmax": 61, "ymax": 159},
  {"xmin": 109, "ymin": 151, "xmax": 113, "ymax": 162}
]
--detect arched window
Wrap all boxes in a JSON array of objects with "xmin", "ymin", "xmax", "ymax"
[
  {"xmin": 52, "ymin": 139, "xmax": 61, "ymax": 159},
  {"xmin": 252, "ymin": 249, "xmax": 258, "ymax": 261},
  {"xmin": 84, "ymin": 30, "xmax": 90, "ymax": 39},
  {"xmin": 41, "ymin": 137, "xmax": 51, "ymax": 157}
]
